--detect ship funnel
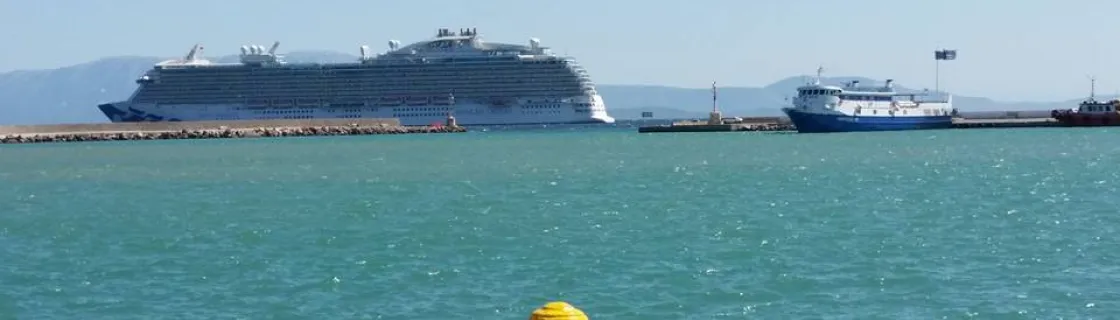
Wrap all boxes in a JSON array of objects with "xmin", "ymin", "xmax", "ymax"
[
  {"xmin": 529, "ymin": 38, "xmax": 540, "ymax": 50},
  {"xmin": 267, "ymin": 41, "xmax": 280, "ymax": 55},
  {"xmin": 240, "ymin": 46, "xmax": 249, "ymax": 55},
  {"xmin": 360, "ymin": 45, "xmax": 369, "ymax": 58},
  {"xmin": 885, "ymin": 79, "xmax": 894, "ymax": 88}
]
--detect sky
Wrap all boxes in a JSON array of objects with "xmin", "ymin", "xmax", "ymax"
[{"xmin": 0, "ymin": 0, "xmax": 1114, "ymax": 101}]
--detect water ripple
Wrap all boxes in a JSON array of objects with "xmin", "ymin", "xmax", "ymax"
[{"xmin": 1, "ymin": 128, "xmax": 1119, "ymax": 318}]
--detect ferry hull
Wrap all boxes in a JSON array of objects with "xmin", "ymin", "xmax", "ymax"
[{"xmin": 782, "ymin": 108, "xmax": 952, "ymax": 133}]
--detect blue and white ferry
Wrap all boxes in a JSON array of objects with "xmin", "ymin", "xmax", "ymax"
[{"xmin": 781, "ymin": 68, "xmax": 955, "ymax": 133}]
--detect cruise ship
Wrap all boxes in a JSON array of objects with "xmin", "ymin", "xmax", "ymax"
[
  {"xmin": 97, "ymin": 28, "xmax": 615, "ymax": 126},
  {"xmin": 781, "ymin": 68, "xmax": 955, "ymax": 133}
]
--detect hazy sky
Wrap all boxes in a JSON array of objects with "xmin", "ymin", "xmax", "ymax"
[{"xmin": 0, "ymin": 0, "xmax": 1113, "ymax": 101}]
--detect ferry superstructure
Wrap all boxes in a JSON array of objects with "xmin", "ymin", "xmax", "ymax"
[
  {"xmin": 781, "ymin": 68, "xmax": 954, "ymax": 133},
  {"xmin": 97, "ymin": 28, "xmax": 615, "ymax": 126}
]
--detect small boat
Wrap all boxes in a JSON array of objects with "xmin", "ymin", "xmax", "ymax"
[{"xmin": 1051, "ymin": 77, "xmax": 1120, "ymax": 126}]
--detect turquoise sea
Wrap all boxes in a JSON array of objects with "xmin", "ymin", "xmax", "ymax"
[{"xmin": 2, "ymin": 124, "xmax": 1118, "ymax": 319}]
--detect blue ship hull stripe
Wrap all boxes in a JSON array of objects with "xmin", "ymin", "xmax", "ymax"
[{"xmin": 782, "ymin": 108, "xmax": 952, "ymax": 133}]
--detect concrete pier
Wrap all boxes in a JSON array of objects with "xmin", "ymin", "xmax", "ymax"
[
  {"xmin": 638, "ymin": 116, "xmax": 795, "ymax": 133},
  {"xmin": 639, "ymin": 114, "xmax": 1065, "ymax": 133},
  {"xmin": 0, "ymin": 118, "xmax": 466, "ymax": 144},
  {"xmin": 950, "ymin": 117, "xmax": 1060, "ymax": 129}
]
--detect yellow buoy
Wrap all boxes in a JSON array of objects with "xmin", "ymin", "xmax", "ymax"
[{"xmin": 529, "ymin": 301, "xmax": 588, "ymax": 320}]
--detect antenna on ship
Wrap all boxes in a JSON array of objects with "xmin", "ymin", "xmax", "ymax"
[
  {"xmin": 814, "ymin": 66, "xmax": 823, "ymax": 85},
  {"xmin": 1088, "ymin": 75, "xmax": 1097, "ymax": 102}
]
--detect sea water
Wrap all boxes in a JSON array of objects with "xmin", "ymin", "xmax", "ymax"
[{"xmin": 1, "ymin": 126, "xmax": 1118, "ymax": 319}]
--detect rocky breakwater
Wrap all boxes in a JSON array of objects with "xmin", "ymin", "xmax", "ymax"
[{"xmin": 0, "ymin": 121, "xmax": 466, "ymax": 145}]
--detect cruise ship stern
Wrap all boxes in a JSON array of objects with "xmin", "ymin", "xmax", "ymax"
[{"xmin": 588, "ymin": 94, "xmax": 615, "ymax": 124}]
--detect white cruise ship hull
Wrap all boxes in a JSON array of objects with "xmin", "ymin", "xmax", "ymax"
[
  {"xmin": 103, "ymin": 29, "xmax": 618, "ymax": 126},
  {"xmin": 99, "ymin": 96, "xmax": 615, "ymax": 126}
]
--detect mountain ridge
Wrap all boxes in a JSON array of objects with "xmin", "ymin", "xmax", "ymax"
[{"xmin": 0, "ymin": 51, "xmax": 1097, "ymax": 125}]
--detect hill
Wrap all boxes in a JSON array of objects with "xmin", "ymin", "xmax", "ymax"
[{"xmin": 0, "ymin": 52, "xmax": 1095, "ymax": 125}]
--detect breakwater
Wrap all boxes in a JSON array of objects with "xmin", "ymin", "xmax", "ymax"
[
  {"xmin": 638, "ymin": 122, "xmax": 794, "ymax": 133},
  {"xmin": 638, "ymin": 116, "xmax": 796, "ymax": 133},
  {"xmin": 0, "ymin": 118, "xmax": 465, "ymax": 144},
  {"xmin": 639, "ymin": 110, "xmax": 1068, "ymax": 133}
]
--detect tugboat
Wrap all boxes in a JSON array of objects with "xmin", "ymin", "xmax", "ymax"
[{"xmin": 1051, "ymin": 77, "xmax": 1120, "ymax": 127}]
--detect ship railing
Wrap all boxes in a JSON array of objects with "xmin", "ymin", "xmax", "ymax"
[
  {"xmin": 911, "ymin": 97, "xmax": 951, "ymax": 103},
  {"xmin": 890, "ymin": 93, "xmax": 950, "ymax": 104}
]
